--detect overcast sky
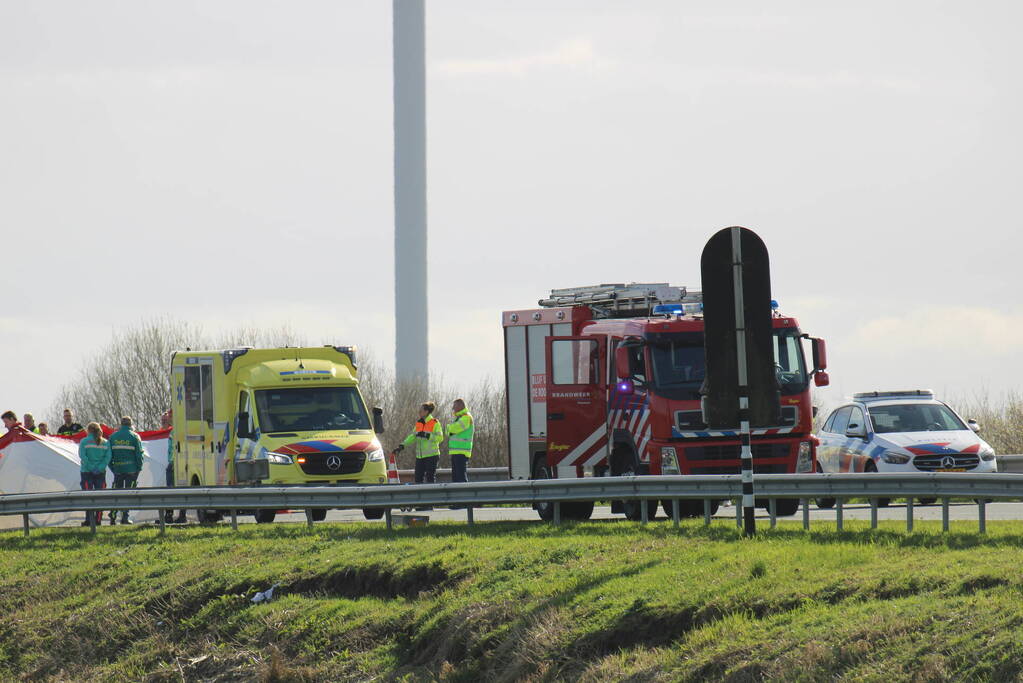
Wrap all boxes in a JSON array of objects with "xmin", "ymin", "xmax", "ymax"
[{"xmin": 1, "ymin": 0, "xmax": 1020, "ymax": 418}]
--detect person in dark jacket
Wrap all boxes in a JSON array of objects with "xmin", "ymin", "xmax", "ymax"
[
  {"xmin": 108, "ymin": 416, "xmax": 144, "ymax": 525},
  {"xmin": 57, "ymin": 409, "xmax": 84, "ymax": 436}
]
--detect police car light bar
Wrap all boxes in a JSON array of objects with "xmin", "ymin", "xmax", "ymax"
[{"xmin": 853, "ymin": 390, "xmax": 935, "ymax": 401}]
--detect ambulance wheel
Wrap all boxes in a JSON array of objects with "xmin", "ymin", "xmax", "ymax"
[
  {"xmin": 863, "ymin": 462, "xmax": 890, "ymax": 507},
  {"xmin": 310, "ymin": 509, "xmax": 328, "ymax": 522},
  {"xmin": 362, "ymin": 508, "xmax": 385, "ymax": 520},
  {"xmin": 532, "ymin": 458, "xmax": 555, "ymax": 522},
  {"xmin": 254, "ymin": 509, "xmax": 277, "ymax": 524},
  {"xmin": 196, "ymin": 509, "xmax": 222, "ymax": 524}
]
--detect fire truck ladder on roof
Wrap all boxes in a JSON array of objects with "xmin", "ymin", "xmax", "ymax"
[{"xmin": 538, "ymin": 283, "xmax": 702, "ymax": 319}]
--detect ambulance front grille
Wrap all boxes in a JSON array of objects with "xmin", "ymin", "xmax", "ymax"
[{"xmin": 298, "ymin": 452, "xmax": 366, "ymax": 475}]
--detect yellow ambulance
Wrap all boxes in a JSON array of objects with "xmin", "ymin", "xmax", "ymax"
[{"xmin": 169, "ymin": 346, "xmax": 387, "ymax": 523}]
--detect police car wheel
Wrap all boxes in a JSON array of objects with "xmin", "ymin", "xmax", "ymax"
[
  {"xmin": 863, "ymin": 462, "xmax": 890, "ymax": 507},
  {"xmin": 362, "ymin": 508, "xmax": 385, "ymax": 520},
  {"xmin": 310, "ymin": 509, "xmax": 328, "ymax": 522},
  {"xmin": 918, "ymin": 498, "xmax": 937, "ymax": 506}
]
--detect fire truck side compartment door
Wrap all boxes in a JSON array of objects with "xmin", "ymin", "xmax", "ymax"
[{"xmin": 545, "ymin": 336, "xmax": 607, "ymax": 477}]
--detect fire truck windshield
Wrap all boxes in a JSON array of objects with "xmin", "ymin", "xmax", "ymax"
[{"xmin": 647, "ymin": 329, "xmax": 808, "ymax": 399}]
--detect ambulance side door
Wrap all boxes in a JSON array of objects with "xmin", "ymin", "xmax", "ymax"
[{"xmin": 182, "ymin": 357, "xmax": 215, "ymax": 486}]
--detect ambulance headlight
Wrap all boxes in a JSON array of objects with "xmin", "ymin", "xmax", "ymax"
[
  {"xmin": 264, "ymin": 452, "xmax": 294, "ymax": 465},
  {"xmin": 660, "ymin": 447, "xmax": 680, "ymax": 474},
  {"xmin": 367, "ymin": 447, "xmax": 385, "ymax": 462}
]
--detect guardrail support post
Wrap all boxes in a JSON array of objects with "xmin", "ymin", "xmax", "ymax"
[
  {"xmin": 641, "ymin": 499, "xmax": 649, "ymax": 525},
  {"xmin": 22, "ymin": 514, "xmax": 29, "ymax": 537},
  {"xmin": 802, "ymin": 498, "xmax": 809, "ymax": 531},
  {"xmin": 978, "ymin": 499, "xmax": 986, "ymax": 534},
  {"xmin": 89, "ymin": 514, "xmax": 96, "ymax": 535},
  {"xmin": 385, "ymin": 508, "xmax": 393, "ymax": 531},
  {"xmin": 703, "ymin": 499, "xmax": 712, "ymax": 526},
  {"xmin": 304, "ymin": 509, "xmax": 314, "ymax": 529},
  {"xmin": 672, "ymin": 499, "xmax": 680, "ymax": 528},
  {"xmin": 230, "ymin": 510, "xmax": 238, "ymax": 532},
  {"xmin": 906, "ymin": 498, "xmax": 914, "ymax": 533},
  {"xmin": 941, "ymin": 498, "xmax": 950, "ymax": 533},
  {"xmin": 836, "ymin": 499, "xmax": 843, "ymax": 532},
  {"xmin": 870, "ymin": 499, "xmax": 878, "ymax": 530},
  {"xmin": 158, "ymin": 512, "xmax": 166, "ymax": 537},
  {"xmin": 553, "ymin": 501, "xmax": 561, "ymax": 526},
  {"xmin": 769, "ymin": 498, "xmax": 777, "ymax": 529},
  {"xmin": 735, "ymin": 498, "xmax": 742, "ymax": 528},
  {"xmin": 466, "ymin": 506, "xmax": 474, "ymax": 526}
]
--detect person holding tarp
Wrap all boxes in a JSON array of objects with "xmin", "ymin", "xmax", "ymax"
[
  {"xmin": 107, "ymin": 417, "xmax": 144, "ymax": 525},
  {"xmin": 79, "ymin": 422, "xmax": 110, "ymax": 527}
]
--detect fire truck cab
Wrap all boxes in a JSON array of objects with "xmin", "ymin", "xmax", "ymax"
[{"xmin": 503, "ymin": 283, "xmax": 829, "ymax": 521}]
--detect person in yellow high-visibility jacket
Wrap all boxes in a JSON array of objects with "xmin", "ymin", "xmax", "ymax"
[
  {"xmin": 392, "ymin": 401, "xmax": 444, "ymax": 484},
  {"xmin": 446, "ymin": 399, "xmax": 474, "ymax": 483}
]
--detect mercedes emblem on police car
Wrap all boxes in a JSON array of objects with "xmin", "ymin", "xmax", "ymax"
[
  {"xmin": 326, "ymin": 455, "xmax": 342, "ymax": 470},
  {"xmin": 941, "ymin": 455, "xmax": 957, "ymax": 469}
]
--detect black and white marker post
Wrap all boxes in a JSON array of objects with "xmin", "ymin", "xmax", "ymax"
[
  {"xmin": 700, "ymin": 226, "xmax": 781, "ymax": 538},
  {"xmin": 730, "ymin": 228, "xmax": 756, "ymax": 536}
]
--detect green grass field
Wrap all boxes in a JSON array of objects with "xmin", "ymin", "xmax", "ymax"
[{"xmin": 2, "ymin": 518, "xmax": 1022, "ymax": 682}]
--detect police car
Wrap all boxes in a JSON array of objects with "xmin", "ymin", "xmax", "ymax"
[{"xmin": 815, "ymin": 390, "xmax": 996, "ymax": 506}]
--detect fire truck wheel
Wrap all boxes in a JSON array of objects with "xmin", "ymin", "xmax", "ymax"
[
  {"xmin": 563, "ymin": 501, "xmax": 594, "ymax": 521},
  {"xmin": 617, "ymin": 465, "xmax": 657, "ymax": 521},
  {"xmin": 661, "ymin": 500, "xmax": 718, "ymax": 518},
  {"xmin": 531, "ymin": 459, "xmax": 556, "ymax": 522},
  {"xmin": 363, "ymin": 508, "xmax": 386, "ymax": 520},
  {"xmin": 774, "ymin": 499, "xmax": 800, "ymax": 516},
  {"xmin": 254, "ymin": 509, "xmax": 277, "ymax": 524}
]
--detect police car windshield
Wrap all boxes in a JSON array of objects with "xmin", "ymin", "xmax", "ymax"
[
  {"xmin": 647, "ymin": 328, "xmax": 807, "ymax": 397},
  {"xmin": 868, "ymin": 403, "xmax": 966, "ymax": 434},
  {"xmin": 255, "ymin": 387, "xmax": 370, "ymax": 433}
]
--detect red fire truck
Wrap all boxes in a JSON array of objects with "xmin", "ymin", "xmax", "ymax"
[{"xmin": 502, "ymin": 283, "xmax": 830, "ymax": 521}]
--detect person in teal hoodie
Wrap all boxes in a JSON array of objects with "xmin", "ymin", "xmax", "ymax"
[
  {"xmin": 79, "ymin": 422, "xmax": 111, "ymax": 527},
  {"xmin": 108, "ymin": 416, "xmax": 145, "ymax": 525}
]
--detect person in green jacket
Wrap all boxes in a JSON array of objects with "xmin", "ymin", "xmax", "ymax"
[
  {"xmin": 108, "ymin": 416, "xmax": 145, "ymax": 525},
  {"xmin": 79, "ymin": 422, "xmax": 111, "ymax": 526},
  {"xmin": 391, "ymin": 401, "xmax": 443, "ymax": 484},
  {"xmin": 446, "ymin": 399, "xmax": 474, "ymax": 483}
]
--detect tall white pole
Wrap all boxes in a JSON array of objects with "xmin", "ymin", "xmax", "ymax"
[{"xmin": 393, "ymin": 0, "xmax": 428, "ymax": 388}]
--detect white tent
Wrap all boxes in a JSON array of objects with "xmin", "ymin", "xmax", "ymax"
[{"xmin": 0, "ymin": 427, "xmax": 170, "ymax": 528}]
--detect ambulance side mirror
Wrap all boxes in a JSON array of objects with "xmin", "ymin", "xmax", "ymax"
[
  {"xmin": 615, "ymin": 346, "xmax": 631, "ymax": 380},
  {"xmin": 372, "ymin": 407, "xmax": 385, "ymax": 434},
  {"xmin": 237, "ymin": 412, "xmax": 253, "ymax": 439}
]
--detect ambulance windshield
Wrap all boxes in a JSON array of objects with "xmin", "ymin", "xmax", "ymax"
[
  {"xmin": 648, "ymin": 328, "xmax": 808, "ymax": 398},
  {"xmin": 255, "ymin": 386, "xmax": 371, "ymax": 433}
]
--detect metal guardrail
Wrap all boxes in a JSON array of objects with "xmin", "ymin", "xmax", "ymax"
[
  {"xmin": 3, "ymin": 472, "xmax": 1023, "ymax": 537},
  {"xmin": 996, "ymin": 455, "xmax": 1023, "ymax": 473}
]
